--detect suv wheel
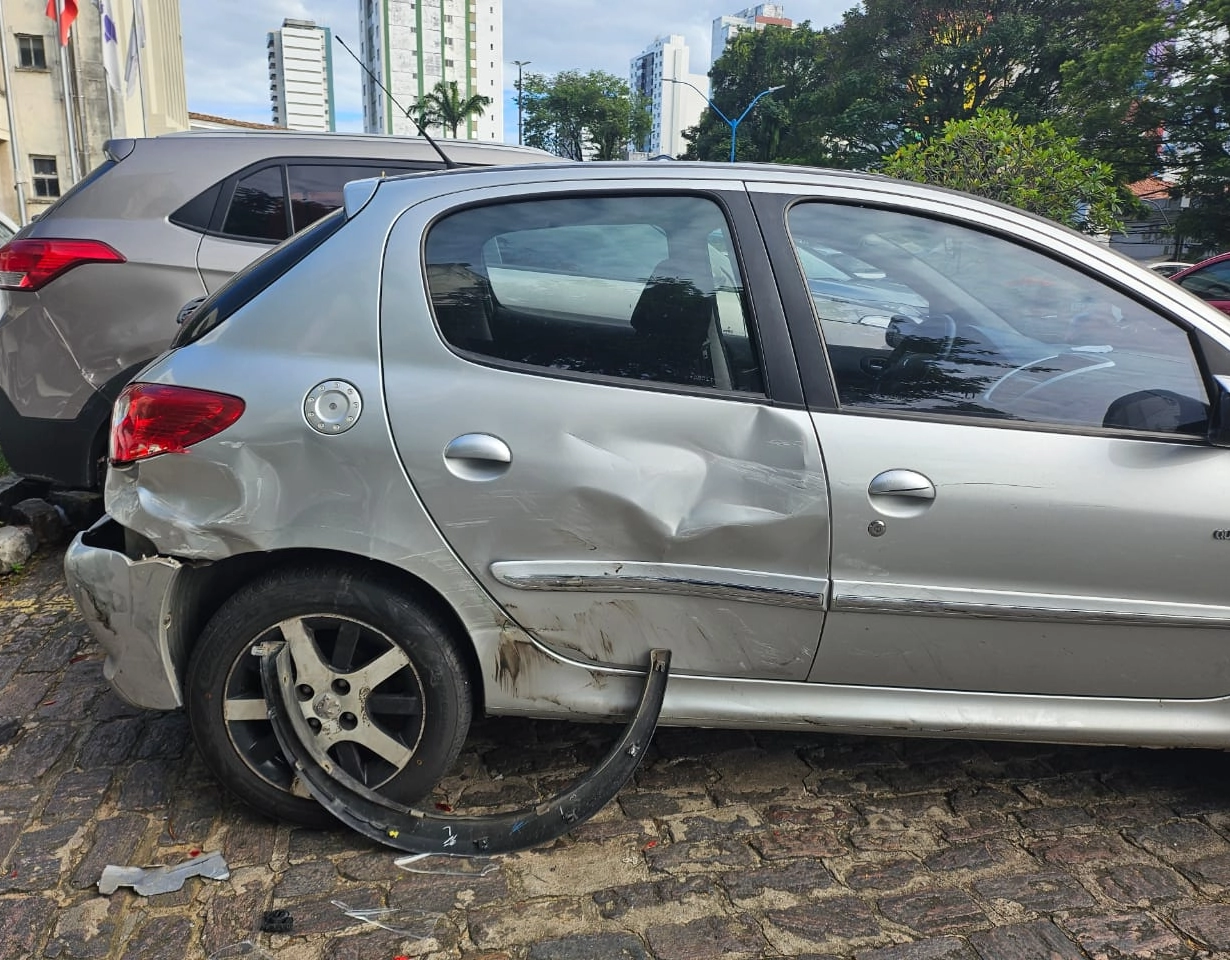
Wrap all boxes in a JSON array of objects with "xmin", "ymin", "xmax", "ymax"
[{"xmin": 185, "ymin": 567, "xmax": 472, "ymax": 827}]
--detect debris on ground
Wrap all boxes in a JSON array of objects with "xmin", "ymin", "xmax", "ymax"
[
  {"xmin": 259, "ymin": 909, "xmax": 293, "ymax": 934},
  {"xmin": 0, "ymin": 524, "xmax": 35, "ymax": 573},
  {"xmin": 207, "ymin": 942, "xmax": 274, "ymax": 959},
  {"xmin": 97, "ymin": 850, "xmax": 230, "ymax": 895},
  {"xmin": 393, "ymin": 853, "xmax": 499, "ymax": 877},
  {"xmin": 331, "ymin": 900, "xmax": 442, "ymax": 938},
  {"xmin": 10, "ymin": 498, "xmax": 66, "ymax": 547},
  {"xmin": 259, "ymin": 641, "xmax": 671, "ymax": 855}
]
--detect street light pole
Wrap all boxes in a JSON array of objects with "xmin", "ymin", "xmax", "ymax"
[
  {"xmin": 666, "ymin": 78, "xmax": 784, "ymax": 162},
  {"xmin": 511, "ymin": 60, "xmax": 532, "ymax": 146}
]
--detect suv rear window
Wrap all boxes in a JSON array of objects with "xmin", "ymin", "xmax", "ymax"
[
  {"xmin": 174, "ymin": 207, "xmax": 346, "ymax": 347},
  {"xmin": 171, "ymin": 160, "xmax": 428, "ymax": 243}
]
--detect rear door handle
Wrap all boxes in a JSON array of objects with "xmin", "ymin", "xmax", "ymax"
[
  {"xmin": 443, "ymin": 433, "xmax": 512, "ymax": 481},
  {"xmin": 868, "ymin": 469, "xmax": 935, "ymax": 501},
  {"xmin": 445, "ymin": 434, "xmax": 512, "ymax": 464}
]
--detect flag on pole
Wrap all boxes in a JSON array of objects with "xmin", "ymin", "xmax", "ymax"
[
  {"xmin": 99, "ymin": 0, "xmax": 122, "ymax": 91},
  {"xmin": 44, "ymin": 0, "xmax": 79, "ymax": 46},
  {"xmin": 124, "ymin": 0, "xmax": 145, "ymax": 99}
]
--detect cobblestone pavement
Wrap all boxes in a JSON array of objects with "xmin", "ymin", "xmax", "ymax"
[{"xmin": 5, "ymin": 547, "xmax": 1230, "ymax": 960}]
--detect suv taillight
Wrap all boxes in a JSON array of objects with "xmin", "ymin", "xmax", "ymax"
[
  {"xmin": 0, "ymin": 238, "xmax": 125, "ymax": 291},
  {"xmin": 110, "ymin": 383, "xmax": 245, "ymax": 466}
]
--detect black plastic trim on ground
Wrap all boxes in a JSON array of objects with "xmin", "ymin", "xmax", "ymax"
[{"xmin": 258, "ymin": 643, "xmax": 671, "ymax": 855}]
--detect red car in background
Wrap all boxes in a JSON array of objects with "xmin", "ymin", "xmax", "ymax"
[{"xmin": 1171, "ymin": 252, "xmax": 1230, "ymax": 315}]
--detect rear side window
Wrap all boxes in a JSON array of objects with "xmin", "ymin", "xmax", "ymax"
[
  {"xmin": 171, "ymin": 160, "xmax": 432, "ymax": 242},
  {"xmin": 169, "ymin": 181, "xmax": 222, "ymax": 231},
  {"xmin": 174, "ymin": 207, "xmax": 345, "ymax": 347},
  {"xmin": 222, "ymin": 166, "xmax": 289, "ymax": 242},
  {"xmin": 424, "ymin": 195, "xmax": 765, "ymax": 394}
]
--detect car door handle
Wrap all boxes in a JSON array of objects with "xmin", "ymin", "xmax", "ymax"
[
  {"xmin": 443, "ymin": 434, "xmax": 512, "ymax": 481},
  {"xmin": 445, "ymin": 434, "xmax": 512, "ymax": 464},
  {"xmin": 868, "ymin": 469, "xmax": 935, "ymax": 501}
]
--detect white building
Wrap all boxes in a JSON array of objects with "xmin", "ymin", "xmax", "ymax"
[
  {"xmin": 711, "ymin": 4, "xmax": 792, "ymax": 65},
  {"xmin": 630, "ymin": 35, "xmax": 708, "ymax": 159},
  {"xmin": 0, "ymin": 0, "xmax": 187, "ymax": 226},
  {"xmin": 268, "ymin": 19, "xmax": 335, "ymax": 132},
  {"xmin": 359, "ymin": 0, "xmax": 503, "ymax": 142}
]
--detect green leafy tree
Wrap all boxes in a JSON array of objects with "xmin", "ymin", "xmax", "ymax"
[
  {"xmin": 882, "ymin": 109, "xmax": 1124, "ymax": 233},
  {"xmin": 687, "ymin": 1, "xmax": 1112, "ymax": 170},
  {"xmin": 1054, "ymin": 0, "xmax": 1170, "ymax": 184},
  {"xmin": 827, "ymin": 0, "xmax": 1106, "ymax": 148},
  {"xmin": 1153, "ymin": 0, "xmax": 1230, "ymax": 256},
  {"xmin": 412, "ymin": 81, "xmax": 492, "ymax": 138},
  {"xmin": 682, "ymin": 23, "xmax": 831, "ymax": 163},
  {"xmin": 522, "ymin": 70, "xmax": 650, "ymax": 160}
]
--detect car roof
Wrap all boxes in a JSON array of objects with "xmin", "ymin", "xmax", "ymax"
[
  {"xmin": 345, "ymin": 159, "xmax": 1050, "ymax": 225},
  {"xmin": 153, "ymin": 128, "xmax": 555, "ymax": 160},
  {"xmin": 29, "ymin": 133, "xmax": 558, "ymax": 225}
]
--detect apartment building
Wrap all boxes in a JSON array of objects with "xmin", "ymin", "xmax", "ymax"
[
  {"xmin": 711, "ymin": 3, "xmax": 793, "ymax": 65},
  {"xmin": 268, "ymin": 19, "xmax": 335, "ymax": 132},
  {"xmin": 0, "ymin": 0, "xmax": 187, "ymax": 225},
  {"xmin": 630, "ymin": 35, "xmax": 709, "ymax": 159},
  {"xmin": 359, "ymin": 0, "xmax": 504, "ymax": 142}
]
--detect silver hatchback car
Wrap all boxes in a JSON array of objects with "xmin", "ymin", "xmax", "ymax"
[{"xmin": 64, "ymin": 161, "xmax": 1230, "ymax": 829}]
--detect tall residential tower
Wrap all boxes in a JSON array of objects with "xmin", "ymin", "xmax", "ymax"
[
  {"xmin": 630, "ymin": 35, "xmax": 708, "ymax": 158},
  {"xmin": 359, "ymin": 0, "xmax": 503, "ymax": 141},
  {"xmin": 268, "ymin": 19, "xmax": 335, "ymax": 132},
  {"xmin": 711, "ymin": 4, "xmax": 792, "ymax": 65}
]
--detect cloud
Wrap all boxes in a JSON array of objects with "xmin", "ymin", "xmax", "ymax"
[{"xmin": 182, "ymin": 0, "xmax": 855, "ymax": 136}]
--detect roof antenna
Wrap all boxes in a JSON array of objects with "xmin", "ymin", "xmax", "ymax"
[{"xmin": 333, "ymin": 35, "xmax": 458, "ymax": 169}]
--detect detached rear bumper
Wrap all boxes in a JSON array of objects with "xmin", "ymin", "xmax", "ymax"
[{"xmin": 64, "ymin": 517, "xmax": 184, "ymax": 710}]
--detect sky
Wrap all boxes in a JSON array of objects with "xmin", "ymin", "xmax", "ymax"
[{"xmin": 181, "ymin": 0, "xmax": 855, "ymax": 141}]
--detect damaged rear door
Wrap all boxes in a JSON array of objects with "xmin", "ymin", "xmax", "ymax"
[{"xmin": 380, "ymin": 180, "xmax": 830, "ymax": 681}]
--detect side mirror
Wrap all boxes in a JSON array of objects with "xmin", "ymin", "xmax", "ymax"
[
  {"xmin": 1209, "ymin": 376, "xmax": 1230, "ymax": 447},
  {"xmin": 176, "ymin": 296, "xmax": 207, "ymax": 325}
]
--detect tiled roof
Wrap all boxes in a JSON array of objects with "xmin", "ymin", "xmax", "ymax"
[
  {"xmin": 1127, "ymin": 176, "xmax": 1171, "ymax": 200},
  {"xmin": 188, "ymin": 112, "xmax": 284, "ymax": 131}
]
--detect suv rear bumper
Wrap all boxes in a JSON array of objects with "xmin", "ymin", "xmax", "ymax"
[
  {"xmin": 64, "ymin": 517, "xmax": 184, "ymax": 710},
  {"xmin": 0, "ymin": 386, "xmax": 111, "ymax": 488}
]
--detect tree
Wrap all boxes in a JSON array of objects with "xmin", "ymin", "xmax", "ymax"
[
  {"xmin": 412, "ymin": 81, "xmax": 491, "ymax": 138},
  {"xmin": 881, "ymin": 109, "xmax": 1124, "ymax": 234},
  {"xmin": 682, "ymin": 23, "xmax": 831, "ymax": 163},
  {"xmin": 826, "ymin": 0, "xmax": 1107, "ymax": 148},
  {"xmin": 521, "ymin": 70, "xmax": 650, "ymax": 160},
  {"xmin": 1152, "ymin": 0, "xmax": 1230, "ymax": 256},
  {"xmin": 1053, "ymin": 0, "xmax": 1171, "ymax": 185},
  {"xmin": 686, "ymin": 0, "xmax": 1112, "ymax": 170}
]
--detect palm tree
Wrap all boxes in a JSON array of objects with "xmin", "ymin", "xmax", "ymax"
[{"xmin": 412, "ymin": 81, "xmax": 492, "ymax": 138}]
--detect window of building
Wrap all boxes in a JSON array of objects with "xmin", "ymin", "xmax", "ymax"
[
  {"xmin": 31, "ymin": 156, "xmax": 59, "ymax": 197},
  {"xmin": 788, "ymin": 201, "xmax": 1209, "ymax": 436},
  {"xmin": 424, "ymin": 195, "xmax": 765, "ymax": 394},
  {"xmin": 445, "ymin": 59, "xmax": 454, "ymax": 67},
  {"xmin": 17, "ymin": 35, "xmax": 47, "ymax": 70}
]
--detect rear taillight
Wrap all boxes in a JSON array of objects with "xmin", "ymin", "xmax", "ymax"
[
  {"xmin": 0, "ymin": 238, "xmax": 125, "ymax": 291},
  {"xmin": 110, "ymin": 383, "xmax": 245, "ymax": 466}
]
